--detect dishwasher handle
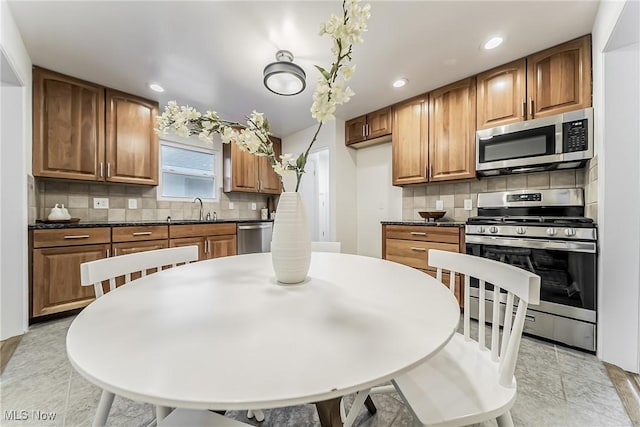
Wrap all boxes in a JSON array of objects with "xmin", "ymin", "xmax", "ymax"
[{"xmin": 238, "ymin": 223, "xmax": 272, "ymax": 230}]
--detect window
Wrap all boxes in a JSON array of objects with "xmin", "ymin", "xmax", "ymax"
[{"xmin": 159, "ymin": 141, "xmax": 216, "ymax": 200}]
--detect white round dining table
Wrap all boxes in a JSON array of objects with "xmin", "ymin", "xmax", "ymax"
[{"xmin": 66, "ymin": 252, "xmax": 460, "ymax": 423}]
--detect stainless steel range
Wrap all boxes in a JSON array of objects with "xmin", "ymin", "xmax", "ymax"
[{"xmin": 465, "ymin": 188, "xmax": 597, "ymax": 351}]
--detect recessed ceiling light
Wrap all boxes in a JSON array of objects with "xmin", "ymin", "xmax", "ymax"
[
  {"xmin": 148, "ymin": 83, "xmax": 164, "ymax": 92},
  {"xmin": 484, "ymin": 37, "xmax": 503, "ymax": 50},
  {"xmin": 393, "ymin": 78, "xmax": 408, "ymax": 88}
]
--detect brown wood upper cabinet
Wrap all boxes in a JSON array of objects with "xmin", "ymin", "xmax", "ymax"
[
  {"xmin": 32, "ymin": 67, "xmax": 159, "ymax": 185},
  {"xmin": 105, "ymin": 90, "xmax": 159, "ymax": 185},
  {"xmin": 527, "ymin": 35, "xmax": 592, "ymax": 119},
  {"xmin": 345, "ymin": 107, "xmax": 392, "ymax": 146},
  {"xmin": 476, "ymin": 59, "xmax": 527, "ymax": 129},
  {"xmin": 477, "ymin": 35, "xmax": 591, "ymax": 129},
  {"xmin": 33, "ymin": 67, "xmax": 105, "ymax": 181},
  {"xmin": 392, "ymin": 95, "xmax": 428, "ymax": 185},
  {"xmin": 223, "ymin": 136, "xmax": 282, "ymax": 194},
  {"xmin": 429, "ymin": 77, "xmax": 477, "ymax": 181}
]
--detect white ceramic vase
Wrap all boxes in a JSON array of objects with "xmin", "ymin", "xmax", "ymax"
[{"xmin": 271, "ymin": 173, "xmax": 311, "ymax": 284}]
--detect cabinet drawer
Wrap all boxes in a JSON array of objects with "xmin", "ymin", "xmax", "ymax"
[
  {"xmin": 33, "ymin": 228, "xmax": 111, "ymax": 248},
  {"xmin": 170, "ymin": 223, "xmax": 236, "ymax": 239},
  {"xmin": 112, "ymin": 225, "xmax": 168, "ymax": 242},
  {"xmin": 385, "ymin": 239, "xmax": 459, "ymax": 270},
  {"xmin": 385, "ymin": 225, "xmax": 460, "ymax": 244}
]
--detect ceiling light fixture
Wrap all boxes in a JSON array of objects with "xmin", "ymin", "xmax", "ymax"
[
  {"xmin": 148, "ymin": 83, "xmax": 164, "ymax": 92},
  {"xmin": 393, "ymin": 78, "xmax": 408, "ymax": 88},
  {"xmin": 263, "ymin": 50, "xmax": 306, "ymax": 96},
  {"xmin": 484, "ymin": 36, "xmax": 503, "ymax": 50}
]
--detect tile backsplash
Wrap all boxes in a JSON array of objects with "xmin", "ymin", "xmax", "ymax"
[
  {"xmin": 403, "ymin": 159, "xmax": 599, "ymax": 223},
  {"xmin": 34, "ymin": 179, "xmax": 271, "ymax": 223}
]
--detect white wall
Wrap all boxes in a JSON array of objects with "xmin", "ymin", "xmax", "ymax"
[
  {"xmin": 1, "ymin": 0, "xmax": 32, "ymax": 340},
  {"xmin": 592, "ymin": 0, "xmax": 640, "ymax": 372},
  {"xmin": 356, "ymin": 143, "xmax": 402, "ymax": 258}
]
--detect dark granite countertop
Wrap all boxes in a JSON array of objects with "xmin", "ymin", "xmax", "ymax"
[
  {"xmin": 381, "ymin": 220, "xmax": 466, "ymax": 227},
  {"xmin": 29, "ymin": 219, "xmax": 273, "ymax": 230}
]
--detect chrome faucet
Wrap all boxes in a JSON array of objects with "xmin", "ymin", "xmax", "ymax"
[{"xmin": 193, "ymin": 197, "xmax": 204, "ymax": 221}]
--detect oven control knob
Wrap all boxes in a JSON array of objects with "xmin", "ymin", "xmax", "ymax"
[
  {"xmin": 516, "ymin": 227, "xmax": 526, "ymax": 235},
  {"xmin": 546, "ymin": 228, "xmax": 557, "ymax": 236},
  {"xmin": 489, "ymin": 226, "xmax": 499, "ymax": 234},
  {"xmin": 477, "ymin": 226, "xmax": 485, "ymax": 233},
  {"xmin": 565, "ymin": 228, "xmax": 576, "ymax": 237}
]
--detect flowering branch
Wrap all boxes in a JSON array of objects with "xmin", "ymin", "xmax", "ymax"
[{"xmin": 156, "ymin": 0, "xmax": 370, "ymax": 192}]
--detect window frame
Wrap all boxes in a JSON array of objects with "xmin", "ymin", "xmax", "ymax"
[{"xmin": 157, "ymin": 139, "xmax": 219, "ymax": 202}]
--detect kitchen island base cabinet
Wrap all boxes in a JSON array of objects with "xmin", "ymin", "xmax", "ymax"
[{"xmin": 383, "ymin": 224, "xmax": 465, "ymax": 308}]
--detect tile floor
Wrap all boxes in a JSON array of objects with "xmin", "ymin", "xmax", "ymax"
[{"xmin": 0, "ymin": 316, "xmax": 632, "ymax": 427}]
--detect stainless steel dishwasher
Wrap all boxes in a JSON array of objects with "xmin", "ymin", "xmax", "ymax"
[{"xmin": 237, "ymin": 222, "xmax": 273, "ymax": 254}]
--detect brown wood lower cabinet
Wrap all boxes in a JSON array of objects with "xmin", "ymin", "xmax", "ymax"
[
  {"xmin": 383, "ymin": 224, "xmax": 465, "ymax": 308},
  {"xmin": 31, "ymin": 227, "xmax": 112, "ymax": 318},
  {"xmin": 169, "ymin": 223, "xmax": 237, "ymax": 261}
]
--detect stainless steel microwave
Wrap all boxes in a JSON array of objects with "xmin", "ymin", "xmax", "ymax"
[{"xmin": 476, "ymin": 108, "xmax": 593, "ymax": 176}]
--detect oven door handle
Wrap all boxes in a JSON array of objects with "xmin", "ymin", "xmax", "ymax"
[{"xmin": 466, "ymin": 235, "xmax": 596, "ymax": 253}]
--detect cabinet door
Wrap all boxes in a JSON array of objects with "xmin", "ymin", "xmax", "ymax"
[
  {"xmin": 224, "ymin": 141, "xmax": 259, "ymax": 192},
  {"xmin": 170, "ymin": 237, "xmax": 207, "ymax": 261},
  {"xmin": 392, "ymin": 96, "xmax": 428, "ymax": 185},
  {"xmin": 345, "ymin": 115, "xmax": 367, "ymax": 145},
  {"xmin": 476, "ymin": 59, "xmax": 527, "ymax": 129},
  {"xmin": 260, "ymin": 136, "xmax": 282, "ymax": 194},
  {"xmin": 527, "ymin": 35, "xmax": 592, "ymax": 119},
  {"xmin": 429, "ymin": 77, "xmax": 476, "ymax": 182},
  {"xmin": 206, "ymin": 235, "xmax": 237, "ymax": 259},
  {"xmin": 105, "ymin": 89, "xmax": 159, "ymax": 185},
  {"xmin": 367, "ymin": 107, "xmax": 392, "ymax": 139},
  {"xmin": 32, "ymin": 67, "xmax": 105, "ymax": 181},
  {"xmin": 32, "ymin": 243, "xmax": 110, "ymax": 317}
]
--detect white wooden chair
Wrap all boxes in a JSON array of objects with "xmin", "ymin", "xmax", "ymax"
[
  {"xmin": 345, "ymin": 249, "xmax": 540, "ymax": 427},
  {"xmin": 80, "ymin": 246, "xmax": 199, "ymax": 427}
]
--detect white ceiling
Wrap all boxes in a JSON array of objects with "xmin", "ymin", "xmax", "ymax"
[{"xmin": 8, "ymin": 0, "xmax": 600, "ymax": 137}]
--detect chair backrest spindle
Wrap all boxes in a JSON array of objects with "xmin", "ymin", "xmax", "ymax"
[
  {"xmin": 428, "ymin": 249, "xmax": 540, "ymax": 387},
  {"xmin": 81, "ymin": 246, "xmax": 199, "ymax": 298}
]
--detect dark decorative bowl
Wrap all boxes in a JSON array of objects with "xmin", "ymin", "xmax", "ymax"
[{"xmin": 418, "ymin": 211, "xmax": 446, "ymax": 221}]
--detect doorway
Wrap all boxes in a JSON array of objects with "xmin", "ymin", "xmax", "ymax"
[{"xmin": 299, "ymin": 148, "xmax": 330, "ymax": 241}]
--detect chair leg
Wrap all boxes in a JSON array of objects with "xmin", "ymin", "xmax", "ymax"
[
  {"xmin": 364, "ymin": 396, "xmax": 377, "ymax": 415},
  {"xmin": 92, "ymin": 390, "xmax": 115, "ymax": 427},
  {"xmin": 247, "ymin": 409, "xmax": 265, "ymax": 422},
  {"xmin": 155, "ymin": 406, "xmax": 172, "ymax": 422},
  {"xmin": 497, "ymin": 410, "xmax": 515, "ymax": 427},
  {"xmin": 343, "ymin": 389, "xmax": 372, "ymax": 427}
]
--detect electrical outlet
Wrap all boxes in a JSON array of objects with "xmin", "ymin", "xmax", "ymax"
[
  {"xmin": 435, "ymin": 200, "xmax": 444, "ymax": 210},
  {"xmin": 93, "ymin": 197, "xmax": 109, "ymax": 209},
  {"xmin": 228, "ymin": 202, "xmax": 234, "ymax": 209},
  {"xmin": 251, "ymin": 203, "xmax": 257, "ymax": 210},
  {"xmin": 464, "ymin": 199, "xmax": 472, "ymax": 211},
  {"xmin": 128, "ymin": 199, "xmax": 137, "ymax": 209}
]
